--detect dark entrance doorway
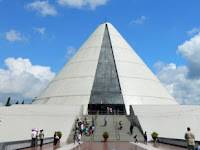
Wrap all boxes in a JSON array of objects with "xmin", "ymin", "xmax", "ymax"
[{"xmin": 88, "ymin": 104, "xmax": 126, "ymax": 115}]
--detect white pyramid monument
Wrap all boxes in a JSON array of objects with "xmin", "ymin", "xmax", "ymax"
[
  {"xmin": 33, "ymin": 23, "xmax": 177, "ymax": 113},
  {"xmin": 2, "ymin": 23, "xmax": 200, "ymax": 149}
]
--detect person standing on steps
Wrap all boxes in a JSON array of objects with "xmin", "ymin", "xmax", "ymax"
[
  {"xmin": 73, "ymin": 131, "xmax": 77, "ymax": 145},
  {"xmin": 119, "ymin": 121, "xmax": 123, "ymax": 130},
  {"xmin": 185, "ymin": 127, "xmax": 195, "ymax": 150},
  {"xmin": 77, "ymin": 132, "xmax": 82, "ymax": 144},
  {"xmin": 104, "ymin": 116, "xmax": 107, "ymax": 126},
  {"xmin": 92, "ymin": 124, "xmax": 95, "ymax": 134}
]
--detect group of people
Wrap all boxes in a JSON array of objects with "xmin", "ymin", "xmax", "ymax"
[
  {"xmin": 130, "ymin": 126, "xmax": 198, "ymax": 150},
  {"xmin": 31, "ymin": 120, "xmax": 198, "ymax": 150},
  {"xmin": 73, "ymin": 116, "xmax": 96, "ymax": 144},
  {"xmin": 31, "ymin": 129, "xmax": 61, "ymax": 147},
  {"xmin": 31, "ymin": 129, "xmax": 44, "ymax": 147},
  {"xmin": 107, "ymin": 107, "xmax": 113, "ymax": 115}
]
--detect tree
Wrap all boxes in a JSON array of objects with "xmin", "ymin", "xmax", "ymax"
[
  {"xmin": 16, "ymin": 101, "xmax": 19, "ymax": 104},
  {"xmin": 22, "ymin": 100, "xmax": 24, "ymax": 104},
  {"xmin": 5, "ymin": 97, "xmax": 11, "ymax": 106}
]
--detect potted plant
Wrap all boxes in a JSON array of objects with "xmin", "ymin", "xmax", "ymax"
[
  {"xmin": 103, "ymin": 131, "xmax": 109, "ymax": 142},
  {"xmin": 56, "ymin": 131, "xmax": 62, "ymax": 139},
  {"xmin": 151, "ymin": 132, "xmax": 158, "ymax": 142}
]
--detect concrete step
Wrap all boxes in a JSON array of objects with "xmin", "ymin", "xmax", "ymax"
[{"xmin": 67, "ymin": 115, "xmax": 144, "ymax": 142}]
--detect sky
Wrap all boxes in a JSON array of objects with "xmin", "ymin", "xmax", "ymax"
[{"xmin": 0, "ymin": 0, "xmax": 200, "ymax": 105}]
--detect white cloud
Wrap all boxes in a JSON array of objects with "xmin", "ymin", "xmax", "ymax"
[
  {"xmin": 154, "ymin": 33, "xmax": 200, "ymax": 105},
  {"xmin": 65, "ymin": 46, "xmax": 76, "ymax": 59},
  {"xmin": 6, "ymin": 30, "xmax": 26, "ymax": 42},
  {"xmin": 33, "ymin": 27, "xmax": 46, "ymax": 35},
  {"xmin": 187, "ymin": 28, "xmax": 200, "ymax": 36},
  {"xmin": 177, "ymin": 32, "xmax": 200, "ymax": 79},
  {"xmin": 130, "ymin": 16, "xmax": 146, "ymax": 24},
  {"xmin": 155, "ymin": 62, "xmax": 200, "ymax": 105},
  {"xmin": 26, "ymin": 1, "xmax": 57, "ymax": 16},
  {"xmin": 0, "ymin": 57, "xmax": 55, "ymax": 104},
  {"xmin": 57, "ymin": 0, "xmax": 108, "ymax": 10}
]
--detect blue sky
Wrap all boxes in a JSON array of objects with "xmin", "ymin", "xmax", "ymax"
[{"xmin": 0, "ymin": 0, "xmax": 200, "ymax": 105}]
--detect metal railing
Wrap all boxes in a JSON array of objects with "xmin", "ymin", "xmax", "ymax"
[
  {"xmin": 0, "ymin": 137, "xmax": 54, "ymax": 150},
  {"xmin": 88, "ymin": 110, "xmax": 126, "ymax": 115},
  {"xmin": 90, "ymin": 112, "xmax": 98, "ymax": 141},
  {"xmin": 113, "ymin": 117, "xmax": 120, "ymax": 141}
]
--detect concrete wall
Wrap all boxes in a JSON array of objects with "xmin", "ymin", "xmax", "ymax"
[
  {"xmin": 0, "ymin": 137, "xmax": 53, "ymax": 150},
  {"xmin": 158, "ymin": 137, "xmax": 199, "ymax": 149},
  {"xmin": 0, "ymin": 105, "xmax": 81, "ymax": 142},
  {"xmin": 131, "ymin": 105, "xmax": 200, "ymax": 141}
]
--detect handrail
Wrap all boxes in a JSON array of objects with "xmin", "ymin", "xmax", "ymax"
[
  {"xmin": 0, "ymin": 137, "xmax": 54, "ymax": 150},
  {"xmin": 113, "ymin": 117, "xmax": 116, "ymax": 126},
  {"xmin": 114, "ymin": 120, "xmax": 120, "ymax": 140},
  {"xmin": 88, "ymin": 110, "xmax": 126, "ymax": 115},
  {"xmin": 90, "ymin": 111, "xmax": 98, "ymax": 141}
]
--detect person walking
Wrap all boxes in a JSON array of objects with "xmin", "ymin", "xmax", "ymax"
[
  {"xmin": 104, "ymin": 116, "xmax": 107, "ymax": 126},
  {"xmin": 39, "ymin": 130, "xmax": 44, "ymax": 147},
  {"xmin": 144, "ymin": 131, "xmax": 147, "ymax": 143},
  {"xmin": 184, "ymin": 127, "xmax": 195, "ymax": 150},
  {"xmin": 134, "ymin": 135, "xmax": 138, "ymax": 143},
  {"xmin": 130, "ymin": 124, "xmax": 133, "ymax": 134}
]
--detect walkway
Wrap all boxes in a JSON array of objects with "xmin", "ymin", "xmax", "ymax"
[{"xmin": 22, "ymin": 142, "xmax": 186, "ymax": 150}]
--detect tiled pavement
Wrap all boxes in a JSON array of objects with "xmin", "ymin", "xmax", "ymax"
[{"xmin": 22, "ymin": 141, "xmax": 187, "ymax": 150}]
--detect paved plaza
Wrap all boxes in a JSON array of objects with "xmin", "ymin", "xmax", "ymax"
[{"xmin": 22, "ymin": 142, "xmax": 186, "ymax": 150}]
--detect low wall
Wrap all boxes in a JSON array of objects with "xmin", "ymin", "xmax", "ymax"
[
  {"xmin": 158, "ymin": 137, "xmax": 199, "ymax": 149},
  {"xmin": 0, "ymin": 137, "xmax": 53, "ymax": 150}
]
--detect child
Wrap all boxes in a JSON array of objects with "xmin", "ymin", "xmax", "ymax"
[{"xmin": 85, "ymin": 126, "xmax": 88, "ymax": 135}]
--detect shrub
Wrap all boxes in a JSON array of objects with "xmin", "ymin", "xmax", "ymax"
[
  {"xmin": 151, "ymin": 132, "xmax": 158, "ymax": 137},
  {"xmin": 57, "ymin": 131, "xmax": 62, "ymax": 137},
  {"xmin": 103, "ymin": 131, "xmax": 109, "ymax": 137}
]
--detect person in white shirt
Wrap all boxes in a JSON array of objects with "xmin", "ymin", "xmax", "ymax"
[
  {"xmin": 92, "ymin": 124, "xmax": 95, "ymax": 134},
  {"xmin": 31, "ymin": 130, "xmax": 37, "ymax": 147},
  {"xmin": 80, "ymin": 123, "xmax": 84, "ymax": 135}
]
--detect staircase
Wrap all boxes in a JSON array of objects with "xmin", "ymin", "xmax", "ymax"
[{"xmin": 67, "ymin": 115, "xmax": 144, "ymax": 142}]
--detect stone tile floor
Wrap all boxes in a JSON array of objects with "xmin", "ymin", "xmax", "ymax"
[{"xmin": 22, "ymin": 141, "xmax": 187, "ymax": 150}]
